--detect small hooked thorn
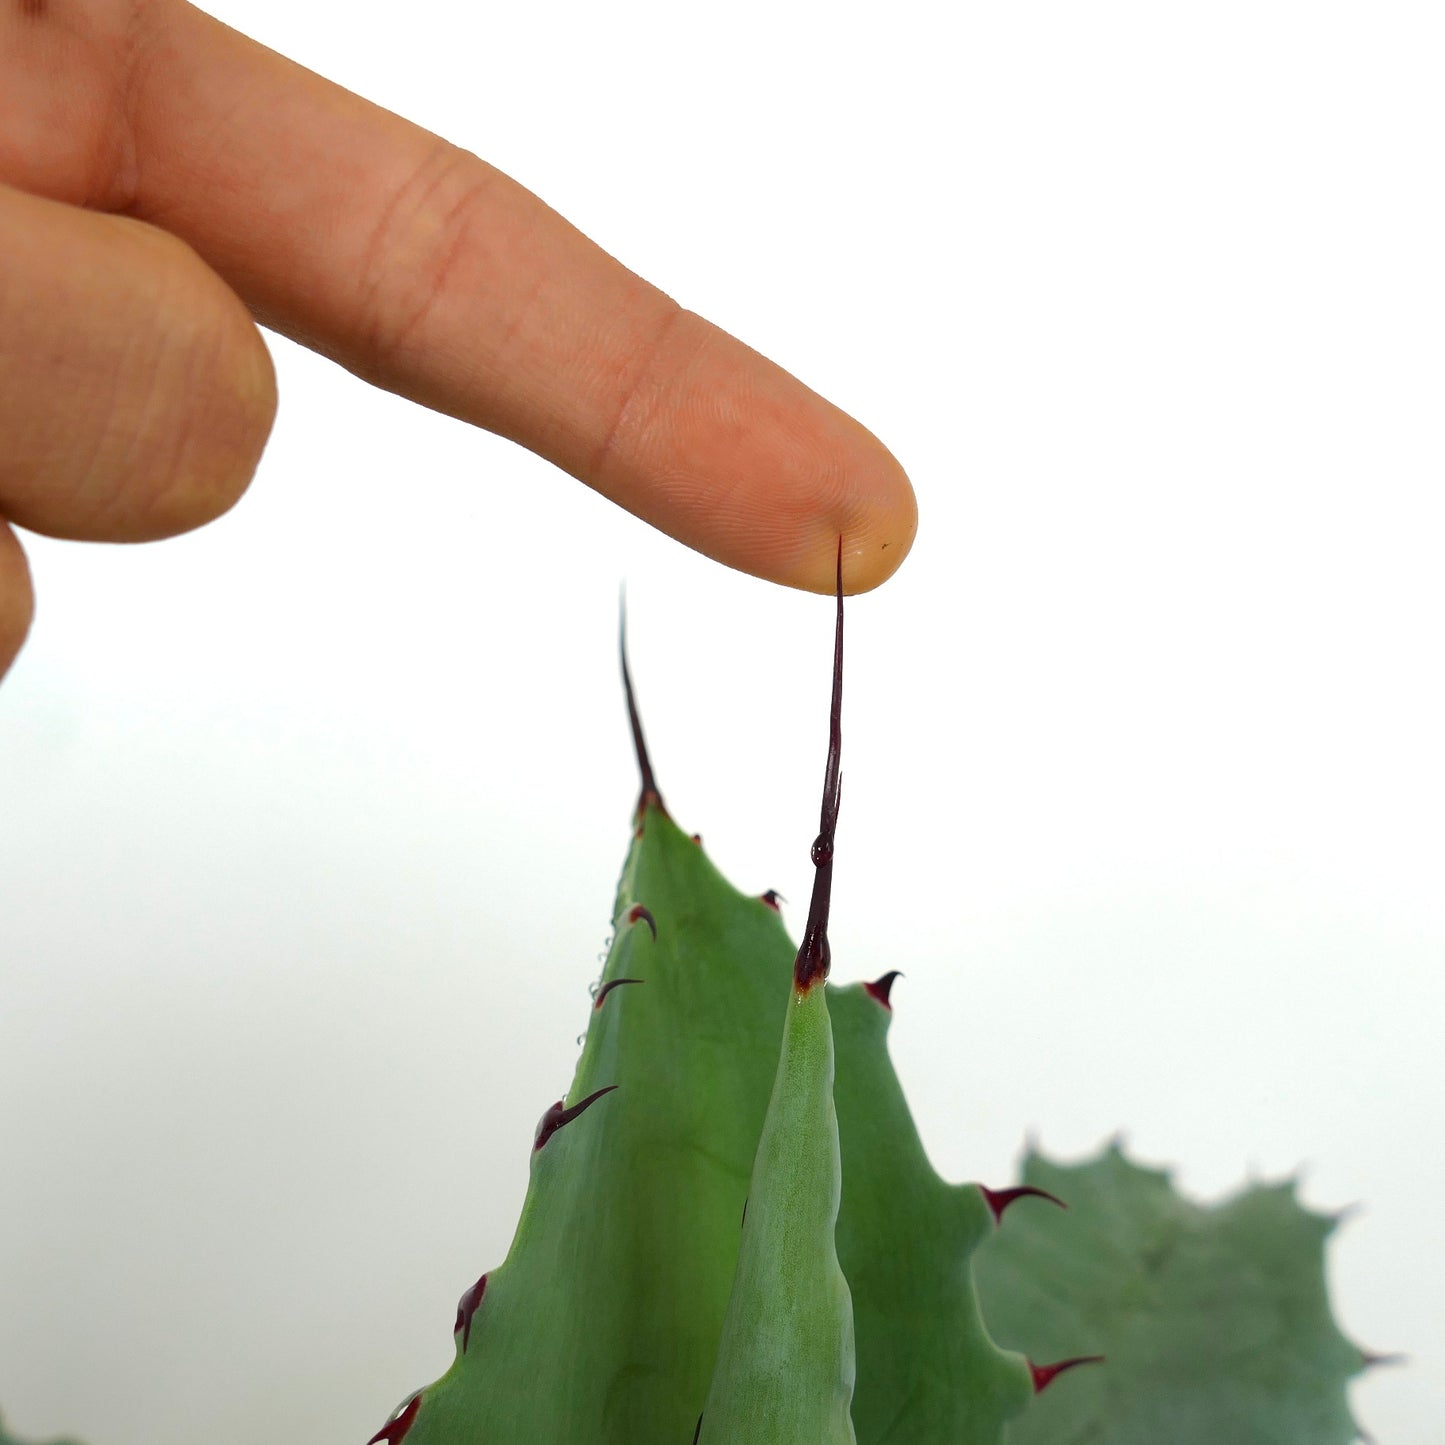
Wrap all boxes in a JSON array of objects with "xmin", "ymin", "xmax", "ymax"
[
  {"xmin": 794, "ymin": 538, "xmax": 845, "ymax": 992},
  {"xmin": 1029, "ymin": 1355, "xmax": 1104, "ymax": 1394},
  {"xmin": 691, "ymin": 832, "xmax": 703, "ymax": 845},
  {"xmin": 626, "ymin": 903, "xmax": 658, "ymax": 940},
  {"xmin": 367, "ymin": 1394, "xmax": 422, "ymax": 1444},
  {"xmin": 620, "ymin": 591, "xmax": 667, "ymax": 824},
  {"xmin": 453, "ymin": 1273, "xmax": 488, "ymax": 1353},
  {"xmin": 534, "ymin": 1085, "xmax": 618, "ymax": 1150},
  {"xmin": 594, "ymin": 977, "xmax": 644, "ymax": 1009},
  {"xmin": 1359, "ymin": 1348, "xmax": 1407, "ymax": 1371},
  {"xmin": 979, "ymin": 1184, "xmax": 1067, "ymax": 1224},
  {"xmin": 864, "ymin": 971, "xmax": 903, "ymax": 1008},
  {"xmin": 760, "ymin": 889, "xmax": 785, "ymax": 911}
]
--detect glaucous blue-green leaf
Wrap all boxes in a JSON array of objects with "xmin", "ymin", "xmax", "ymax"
[{"xmin": 973, "ymin": 1143, "xmax": 1370, "ymax": 1445}]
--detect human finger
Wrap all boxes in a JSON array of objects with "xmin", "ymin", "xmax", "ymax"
[
  {"xmin": 0, "ymin": 182, "xmax": 276, "ymax": 544},
  {"xmin": 122, "ymin": 0, "xmax": 914, "ymax": 592},
  {"xmin": 0, "ymin": 518, "xmax": 34, "ymax": 680}
]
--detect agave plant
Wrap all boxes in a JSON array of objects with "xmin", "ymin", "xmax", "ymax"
[
  {"xmin": 358, "ymin": 555, "xmax": 1373, "ymax": 1445},
  {"xmin": 1, "ymin": 564, "xmax": 1379, "ymax": 1445}
]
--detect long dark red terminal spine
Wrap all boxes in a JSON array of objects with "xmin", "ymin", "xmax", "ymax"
[
  {"xmin": 620, "ymin": 595, "xmax": 667, "ymax": 825},
  {"xmin": 794, "ymin": 540, "xmax": 845, "ymax": 992}
]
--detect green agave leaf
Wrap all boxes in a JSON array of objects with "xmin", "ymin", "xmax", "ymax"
[
  {"xmin": 0, "ymin": 1412, "xmax": 83, "ymax": 1445},
  {"xmin": 973, "ymin": 1143, "xmax": 1369, "ymax": 1445},
  {"xmin": 379, "ymin": 797, "xmax": 797, "ymax": 1445},
  {"xmin": 831, "ymin": 979, "xmax": 1036, "ymax": 1445}
]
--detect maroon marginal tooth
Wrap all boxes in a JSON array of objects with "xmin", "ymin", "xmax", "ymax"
[
  {"xmin": 594, "ymin": 977, "xmax": 644, "ymax": 1009},
  {"xmin": 1029, "ymin": 1355, "xmax": 1105, "ymax": 1393},
  {"xmin": 760, "ymin": 889, "xmax": 785, "ymax": 911},
  {"xmin": 863, "ymin": 971, "xmax": 902, "ymax": 1008},
  {"xmin": 691, "ymin": 833, "xmax": 703, "ymax": 845},
  {"xmin": 366, "ymin": 1393, "xmax": 421, "ymax": 1444},
  {"xmin": 980, "ymin": 1184, "xmax": 1067, "ymax": 1224},
  {"xmin": 453, "ymin": 1273, "xmax": 488, "ymax": 1353},
  {"xmin": 626, "ymin": 903, "xmax": 658, "ymax": 940},
  {"xmin": 534, "ymin": 1085, "xmax": 619, "ymax": 1150}
]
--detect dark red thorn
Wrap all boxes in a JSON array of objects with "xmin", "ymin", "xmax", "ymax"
[
  {"xmin": 1029, "ymin": 1355, "xmax": 1104, "ymax": 1393},
  {"xmin": 1359, "ymin": 1349, "xmax": 1407, "ymax": 1370},
  {"xmin": 794, "ymin": 539, "xmax": 844, "ymax": 992},
  {"xmin": 620, "ymin": 596, "xmax": 667, "ymax": 823},
  {"xmin": 626, "ymin": 903, "xmax": 657, "ymax": 939},
  {"xmin": 367, "ymin": 1394, "xmax": 421, "ymax": 1444},
  {"xmin": 453, "ymin": 1273, "xmax": 488, "ymax": 1353},
  {"xmin": 595, "ymin": 977, "xmax": 644, "ymax": 1009},
  {"xmin": 980, "ymin": 1184, "xmax": 1067, "ymax": 1224},
  {"xmin": 761, "ymin": 889, "xmax": 784, "ymax": 911},
  {"xmin": 691, "ymin": 832, "xmax": 703, "ymax": 845},
  {"xmin": 864, "ymin": 971, "xmax": 902, "ymax": 1008},
  {"xmin": 534, "ymin": 1085, "xmax": 618, "ymax": 1150}
]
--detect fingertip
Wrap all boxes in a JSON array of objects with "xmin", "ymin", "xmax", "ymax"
[
  {"xmin": 793, "ymin": 426, "xmax": 919, "ymax": 597},
  {"xmin": 121, "ymin": 221, "xmax": 280, "ymax": 541},
  {"xmin": 0, "ymin": 522, "xmax": 36, "ymax": 680}
]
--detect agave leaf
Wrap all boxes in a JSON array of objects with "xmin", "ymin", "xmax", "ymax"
[
  {"xmin": 973, "ymin": 1144, "xmax": 1368, "ymax": 1445},
  {"xmin": 381, "ymin": 798, "xmax": 797, "ymax": 1445},
  {"xmin": 830, "ymin": 980, "xmax": 1035, "ymax": 1444}
]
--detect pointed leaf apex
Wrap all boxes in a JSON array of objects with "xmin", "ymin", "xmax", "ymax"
[
  {"xmin": 863, "ymin": 970, "xmax": 903, "ymax": 1008},
  {"xmin": 533, "ymin": 1085, "xmax": 618, "ymax": 1150},
  {"xmin": 619, "ymin": 595, "xmax": 667, "ymax": 822},
  {"xmin": 1029, "ymin": 1355, "xmax": 1105, "ymax": 1393},
  {"xmin": 367, "ymin": 1394, "xmax": 422, "ymax": 1444},
  {"xmin": 980, "ymin": 1183, "xmax": 1067, "ymax": 1224}
]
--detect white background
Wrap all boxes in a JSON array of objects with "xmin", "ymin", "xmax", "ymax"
[{"xmin": 2, "ymin": 1, "xmax": 1441, "ymax": 1441}]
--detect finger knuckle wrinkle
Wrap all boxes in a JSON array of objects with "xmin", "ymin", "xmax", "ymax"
[{"xmin": 355, "ymin": 142, "xmax": 499, "ymax": 361}]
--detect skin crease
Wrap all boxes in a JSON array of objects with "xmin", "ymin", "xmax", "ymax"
[{"xmin": 0, "ymin": 0, "xmax": 918, "ymax": 682}]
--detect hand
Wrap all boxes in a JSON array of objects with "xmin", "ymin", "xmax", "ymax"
[{"xmin": 0, "ymin": 0, "xmax": 917, "ymax": 681}]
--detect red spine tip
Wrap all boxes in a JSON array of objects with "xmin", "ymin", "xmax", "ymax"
[
  {"xmin": 534, "ymin": 1085, "xmax": 618, "ymax": 1150},
  {"xmin": 594, "ymin": 977, "xmax": 644, "ymax": 1009},
  {"xmin": 760, "ymin": 889, "xmax": 785, "ymax": 911},
  {"xmin": 626, "ymin": 903, "xmax": 657, "ymax": 939},
  {"xmin": 691, "ymin": 832, "xmax": 703, "ymax": 845},
  {"xmin": 863, "ymin": 971, "xmax": 902, "ymax": 1008},
  {"xmin": 1029, "ymin": 1355, "xmax": 1104, "ymax": 1393},
  {"xmin": 453, "ymin": 1273, "xmax": 488, "ymax": 1353},
  {"xmin": 367, "ymin": 1394, "xmax": 422, "ymax": 1444},
  {"xmin": 980, "ymin": 1183, "xmax": 1067, "ymax": 1223}
]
